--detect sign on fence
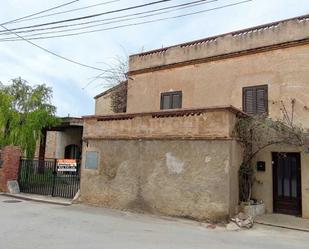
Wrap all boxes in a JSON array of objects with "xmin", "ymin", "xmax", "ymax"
[{"xmin": 57, "ymin": 159, "xmax": 77, "ymax": 172}]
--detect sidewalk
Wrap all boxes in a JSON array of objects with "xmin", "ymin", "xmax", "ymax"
[
  {"xmin": 255, "ymin": 213, "xmax": 309, "ymax": 232},
  {"xmin": 0, "ymin": 192, "xmax": 72, "ymax": 206}
]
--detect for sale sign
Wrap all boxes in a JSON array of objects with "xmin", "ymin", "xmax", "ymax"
[{"xmin": 57, "ymin": 159, "xmax": 77, "ymax": 172}]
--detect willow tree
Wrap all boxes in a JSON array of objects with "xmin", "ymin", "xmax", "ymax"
[{"xmin": 0, "ymin": 78, "xmax": 59, "ymax": 158}]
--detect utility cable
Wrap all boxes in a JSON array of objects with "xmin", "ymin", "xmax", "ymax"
[
  {"xmin": 12, "ymin": 0, "xmax": 120, "ymax": 24},
  {"xmin": 0, "ymin": 23, "xmax": 106, "ymax": 71},
  {"xmin": 1, "ymin": 0, "xmax": 175, "ymax": 32},
  {"xmin": 1, "ymin": 0, "xmax": 80, "ymax": 25},
  {"xmin": 0, "ymin": 0, "xmax": 217, "ymax": 37},
  {"xmin": 1, "ymin": 0, "xmax": 253, "ymax": 42}
]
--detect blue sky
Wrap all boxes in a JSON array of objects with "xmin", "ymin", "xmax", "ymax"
[{"xmin": 1, "ymin": 0, "xmax": 309, "ymax": 117}]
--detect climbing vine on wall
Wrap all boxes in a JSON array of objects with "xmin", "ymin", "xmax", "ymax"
[{"xmin": 234, "ymin": 101, "xmax": 308, "ymax": 202}]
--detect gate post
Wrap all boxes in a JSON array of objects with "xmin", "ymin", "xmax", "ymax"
[
  {"xmin": 0, "ymin": 146, "xmax": 22, "ymax": 192},
  {"xmin": 51, "ymin": 158, "xmax": 57, "ymax": 197}
]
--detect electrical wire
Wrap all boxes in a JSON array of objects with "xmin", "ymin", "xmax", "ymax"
[
  {"xmin": 0, "ymin": 23, "xmax": 106, "ymax": 71},
  {"xmin": 1, "ymin": 0, "xmax": 80, "ymax": 25},
  {"xmin": 11, "ymin": 0, "xmax": 120, "ymax": 24},
  {"xmin": 0, "ymin": 0, "xmax": 253, "ymax": 42},
  {"xmin": 1, "ymin": 0, "xmax": 175, "ymax": 32},
  {"xmin": 0, "ymin": 0, "xmax": 217, "ymax": 38}
]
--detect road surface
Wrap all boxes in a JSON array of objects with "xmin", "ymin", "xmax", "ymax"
[{"xmin": 0, "ymin": 195, "xmax": 308, "ymax": 249}]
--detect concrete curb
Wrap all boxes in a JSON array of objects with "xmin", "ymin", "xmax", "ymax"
[
  {"xmin": 255, "ymin": 221, "xmax": 309, "ymax": 233},
  {"xmin": 0, "ymin": 193, "xmax": 72, "ymax": 206}
]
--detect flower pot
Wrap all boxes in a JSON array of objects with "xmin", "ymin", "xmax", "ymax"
[{"xmin": 239, "ymin": 202, "xmax": 265, "ymax": 217}]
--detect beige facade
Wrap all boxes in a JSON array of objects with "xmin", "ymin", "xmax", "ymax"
[
  {"xmin": 82, "ymin": 108, "xmax": 243, "ymax": 221},
  {"xmin": 94, "ymin": 81, "xmax": 127, "ymax": 115},
  {"xmin": 94, "ymin": 91, "xmax": 113, "ymax": 115},
  {"xmin": 128, "ymin": 44, "xmax": 309, "ymax": 126},
  {"xmin": 82, "ymin": 14, "xmax": 309, "ymax": 220},
  {"xmin": 251, "ymin": 144, "xmax": 309, "ymax": 218}
]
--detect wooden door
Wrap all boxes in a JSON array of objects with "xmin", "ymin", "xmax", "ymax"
[{"xmin": 272, "ymin": 152, "xmax": 302, "ymax": 216}]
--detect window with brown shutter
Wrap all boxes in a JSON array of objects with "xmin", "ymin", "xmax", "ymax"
[
  {"xmin": 160, "ymin": 91, "xmax": 182, "ymax": 110},
  {"xmin": 243, "ymin": 85, "xmax": 268, "ymax": 115}
]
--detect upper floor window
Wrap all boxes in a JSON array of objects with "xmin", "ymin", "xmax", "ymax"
[
  {"xmin": 243, "ymin": 85, "xmax": 268, "ymax": 115},
  {"xmin": 160, "ymin": 91, "xmax": 182, "ymax": 110}
]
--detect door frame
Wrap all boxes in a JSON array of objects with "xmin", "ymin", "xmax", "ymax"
[{"xmin": 272, "ymin": 152, "xmax": 302, "ymax": 216}]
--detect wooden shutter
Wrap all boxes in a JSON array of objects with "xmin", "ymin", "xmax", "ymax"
[
  {"xmin": 243, "ymin": 88, "xmax": 255, "ymax": 114},
  {"xmin": 243, "ymin": 85, "xmax": 268, "ymax": 115},
  {"xmin": 256, "ymin": 86, "xmax": 268, "ymax": 114}
]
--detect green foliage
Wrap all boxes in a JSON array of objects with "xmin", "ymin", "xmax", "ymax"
[
  {"xmin": 234, "ymin": 114, "xmax": 307, "ymax": 202},
  {"xmin": 0, "ymin": 77, "xmax": 59, "ymax": 158}
]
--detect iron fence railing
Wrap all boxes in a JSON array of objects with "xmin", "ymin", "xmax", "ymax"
[{"xmin": 18, "ymin": 158, "xmax": 80, "ymax": 199}]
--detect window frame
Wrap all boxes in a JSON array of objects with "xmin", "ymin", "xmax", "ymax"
[
  {"xmin": 242, "ymin": 84, "xmax": 268, "ymax": 115},
  {"xmin": 160, "ymin": 91, "xmax": 182, "ymax": 110}
]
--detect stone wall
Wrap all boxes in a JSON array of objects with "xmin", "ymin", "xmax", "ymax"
[{"xmin": 81, "ymin": 139, "xmax": 242, "ymax": 221}]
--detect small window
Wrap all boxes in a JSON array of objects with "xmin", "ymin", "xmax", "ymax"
[
  {"xmin": 160, "ymin": 91, "xmax": 182, "ymax": 110},
  {"xmin": 243, "ymin": 85, "xmax": 268, "ymax": 115}
]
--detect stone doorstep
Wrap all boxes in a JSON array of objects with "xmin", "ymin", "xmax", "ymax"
[
  {"xmin": 0, "ymin": 193, "xmax": 72, "ymax": 206},
  {"xmin": 255, "ymin": 214, "xmax": 309, "ymax": 232}
]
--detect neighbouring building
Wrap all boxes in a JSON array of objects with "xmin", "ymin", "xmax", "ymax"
[
  {"xmin": 94, "ymin": 81, "xmax": 127, "ymax": 115},
  {"xmin": 35, "ymin": 117, "xmax": 83, "ymax": 160},
  {"xmin": 81, "ymin": 14, "xmax": 309, "ymax": 221}
]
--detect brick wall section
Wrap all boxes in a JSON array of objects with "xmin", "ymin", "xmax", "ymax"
[
  {"xmin": 0, "ymin": 170, "xmax": 2, "ymax": 192},
  {"xmin": 0, "ymin": 146, "xmax": 21, "ymax": 192},
  {"xmin": 0, "ymin": 149, "xmax": 2, "ymax": 192}
]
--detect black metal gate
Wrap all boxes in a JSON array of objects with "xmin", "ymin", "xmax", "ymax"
[{"xmin": 18, "ymin": 158, "xmax": 80, "ymax": 199}]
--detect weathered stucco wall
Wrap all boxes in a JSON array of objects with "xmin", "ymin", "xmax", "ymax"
[
  {"xmin": 84, "ymin": 109, "xmax": 237, "ymax": 140},
  {"xmin": 127, "ymin": 44, "xmax": 309, "ymax": 128},
  {"xmin": 129, "ymin": 16, "xmax": 309, "ymax": 71},
  {"xmin": 95, "ymin": 92, "xmax": 113, "ymax": 115},
  {"xmin": 251, "ymin": 144, "xmax": 309, "ymax": 218},
  {"xmin": 81, "ymin": 139, "xmax": 242, "ymax": 221}
]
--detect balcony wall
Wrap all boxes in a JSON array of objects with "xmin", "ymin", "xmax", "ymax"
[{"xmin": 83, "ymin": 106, "xmax": 242, "ymax": 141}]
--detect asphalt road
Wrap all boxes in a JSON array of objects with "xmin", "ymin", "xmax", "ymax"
[{"xmin": 0, "ymin": 195, "xmax": 308, "ymax": 249}]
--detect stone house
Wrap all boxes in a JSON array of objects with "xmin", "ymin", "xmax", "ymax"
[{"xmin": 81, "ymin": 14, "xmax": 309, "ymax": 221}]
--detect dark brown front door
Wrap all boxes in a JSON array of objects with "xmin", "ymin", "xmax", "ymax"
[{"xmin": 272, "ymin": 152, "xmax": 302, "ymax": 216}]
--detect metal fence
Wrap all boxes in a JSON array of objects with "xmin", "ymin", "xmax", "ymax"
[{"xmin": 18, "ymin": 158, "xmax": 80, "ymax": 199}]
